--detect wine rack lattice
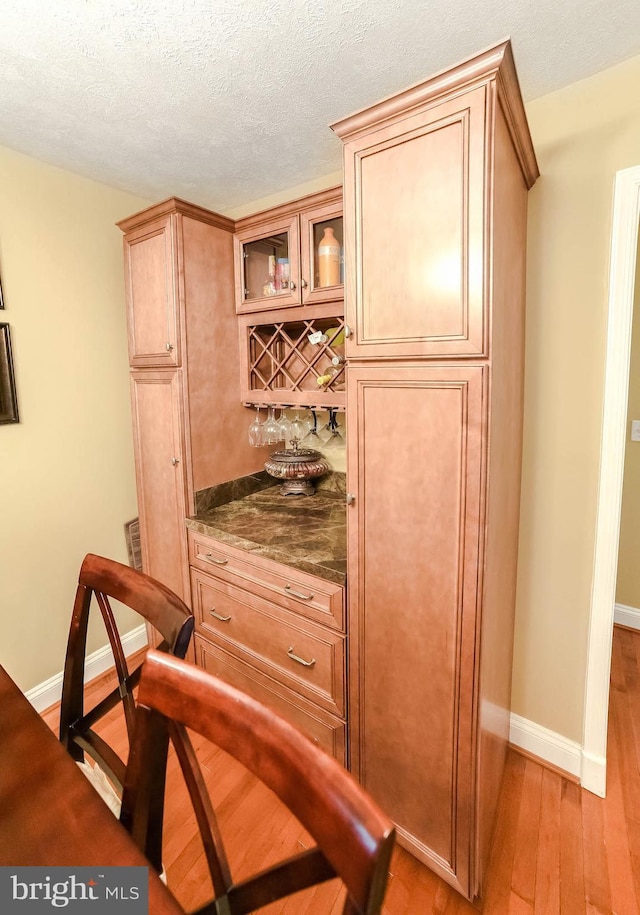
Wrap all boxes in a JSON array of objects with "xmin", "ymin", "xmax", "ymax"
[{"xmin": 245, "ymin": 317, "xmax": 345, "ymax": 409}]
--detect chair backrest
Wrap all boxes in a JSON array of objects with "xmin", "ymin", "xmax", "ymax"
[
  {"xmin": 120, "ymin": 650, "xmax": 395, "ymax": 915},
  {"xmin": 59, "ymin": 553, "xmax": 194, "ymax": 794}
]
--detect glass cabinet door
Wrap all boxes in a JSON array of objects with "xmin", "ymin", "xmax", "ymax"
[
  {"xmin": 300, "ymin": 202, "xmax": 344, "ymax": 306},
  {"xmin": 234, "ymin": 215, "xmax": 300, "ymax": 314}
]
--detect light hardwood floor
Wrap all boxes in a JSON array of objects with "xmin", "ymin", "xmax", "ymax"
[{"xmin": 43, "ymin": 624, "xmax": 640, "ymax": 913}]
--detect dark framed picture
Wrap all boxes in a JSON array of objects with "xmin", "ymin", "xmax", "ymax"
[{"xmin": 0, "ymin": 323, "xmax": 19, "ymax": 424}]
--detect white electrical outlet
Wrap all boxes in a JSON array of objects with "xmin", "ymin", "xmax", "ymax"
[{"xmin": 631, "ymin": 420, "xmax": 640, "ymax": 442}]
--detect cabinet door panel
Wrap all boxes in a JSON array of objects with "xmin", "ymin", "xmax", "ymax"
[
  {"xmin": 234, "ymin": 215, "xmax": 300, "ymax": 313},
  {"xmin": 188, "ymin": 531, "xmax": 345, "ymax": 629},
  {"xmin": 124, "ymin": 216, "xmax": 180, "ymax": 367},
  {"xmin": 130, "ymin": 371, "xmax": 190, "ymax": 603},
  {"xmin": 344, "ymin": 87, "xmax": 486, "ymax": 359},
  {"xmin": 195, "ymin": 636, "xmax": 346, "ymax": 764},
  {"xmin": 347, "ymin": 364, "xmax": 485, "ymax": 895},
  {"xmin": 299, "ymin": 199, "xmax": 344, "ymax": 306},
  {"xmin": 190, "ymin": 568, "xmax": 346, "ymax": 716}
]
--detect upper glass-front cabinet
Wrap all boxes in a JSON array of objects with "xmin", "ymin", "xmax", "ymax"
[
  {"xmin": 234, "ymin": 189, "xmax": 343, "ymax": 315},
  {"xmin": 235, "ymin": 214, "xmax": 300, "ymax": 312},
  {"xmin": 300, "ymin": 201, "xmax": 343, "ymax": 307}
]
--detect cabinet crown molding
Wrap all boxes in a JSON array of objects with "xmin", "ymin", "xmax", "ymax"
[
  {"xmin": 234, "ymin": 185, "xmax": 342, "ymax": 233},
  {"xmin": 330, "ymin": 39, "xmax": 539, "ymax": 190},
  {"xmin": 117, "ymin": 197, "xmax": 235, "ymax": 235}
]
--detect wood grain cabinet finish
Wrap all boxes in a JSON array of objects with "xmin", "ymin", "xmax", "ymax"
[
  {"xmin": 190, "ymin": 568, "xmax": 346, "ymax": 717},
  {"xmin": 346, "ymin": 364, "xmax": 484, "ymax": 895},
  {"xmin": 332, "ymin": 41, "xmax": 539, "ymax": 901},
  {"xmin": 234, "ymin": 189, "xmax": 346, "ymax": 411},
  {"xmin": 188, "ymin": 529, "xmax": 347, "ymax": 761},
  {"xmin": 122, "ymin": 215, "xmax": 180, "ymax": 368},
  {"xmin": 130, "ymin": 371, "xmax": 190, "ymax": 605},
  {"xmin": 188, "ymin": 531, "xmax": 345, "ymax": 630},
  {"xmin": 334, "ymin": 47, "xmax": 538, "ymax": 363},
  {"xmin": 234, "ymin": 187, "xmax": 343, "ymax": 315},
  {"xmin": 196, "ymin": 637, "xmax": 347, "ymax": 763},
  {"xmin": 118, "ymin": 199, "xmax": 267, "ymax": 609}
]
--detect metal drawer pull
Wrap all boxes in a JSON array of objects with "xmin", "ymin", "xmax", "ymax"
[
  {"xmin": 209, "ymin": 608, "xmax": 231, "ymax": 622},
  {"xmin": 284, "ymin": 584, "xmax": 314, "ymax": 601},
  {"xmin": 201, "ymin": 551, "xmax": 228, "ymax": 566},
  {"xmin": 287, "ymin": 647, "xmax": 316, "ymax": 668}
]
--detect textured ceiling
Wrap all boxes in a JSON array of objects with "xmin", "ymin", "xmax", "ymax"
[{"xmin": 0, "ymin": 0, "xmax": 639, "ymax": 214}]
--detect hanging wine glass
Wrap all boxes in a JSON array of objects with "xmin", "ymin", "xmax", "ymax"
[
  {"xmin": 278, "ymin": 409, "xmax": 292, "ymax": 447},
  {"xmin": 289, "ymin": 410, "xmax": 307, "ymax": 445},
  {"xmin": 263, "ymin": 406, "xmax": 282, "ymax": 445},
  {"xmin": 324, "ymin": 409, "xmax": 345, "ymax": 449},
  {"xmin": 316, "ymin": 408, "xmax": 332, "ymax": 444},
  {"xmin": 300, "ymin": 410, "xmax": 319, "ymax": 446},
  {"xmin": 248, "ymin": 406, "xmax": 264, "ymax": 447}
]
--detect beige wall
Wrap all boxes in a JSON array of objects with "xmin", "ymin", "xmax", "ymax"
[
  {"xmin": 0, "ymin": 144, "xmax": 149, "ymax": 693},
  {"xmin": 512, "ymin": 54, "xmax": 640, "ymax": 741},
  {"xmin": 615, "ymin": 240, "xmax": 640, "ymax": 608}
]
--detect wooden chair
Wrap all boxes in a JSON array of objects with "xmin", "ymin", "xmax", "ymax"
[
  {"xmin": 121, "ymin": 650, "xmax": 396, "ymax": 914},
  {"xmin": 59, "ymin": 553, "xmax": 194, "ymax": 794}
]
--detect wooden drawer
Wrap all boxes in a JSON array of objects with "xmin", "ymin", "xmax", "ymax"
[
  {"xmin": 191, "ymin": 568, "xmax": 346, "ymax": 716},
  {"xmin": 195, "ymin": 635, "xmax": 346, "ymax": 764},
  {"xmin": 188, "ymin": 530, "xmax": 344, "ymax": 630}
]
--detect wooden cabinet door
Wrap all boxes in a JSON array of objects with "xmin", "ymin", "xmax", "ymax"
[
  {"xmin": 130, "ymin": 371, "xmax": 190, "ymax": 604},
  {"xmin": 346, "ymin": 363, "xmax": 486, "ymax": 897},
  {"xmin": 343, "ymin": 86, "xmax": 487, "ymax": 360},
  {"xmin": 234, "ymin": 214, "xmax": 300, "ymax": 313},
  {"xmin": 123, "ymin": 215, "xmax": 180, "ymax": 368},
  {"xmin": 195, "ymin": 636, "xmax": 347, "ymax": 764},
  {"xmin": 299, "ymin": 199, "xmax": 344, "ymax": 306}
]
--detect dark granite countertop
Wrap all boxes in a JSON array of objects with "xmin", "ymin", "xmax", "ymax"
[{"xmin": 186, "ymin": 474, "xmax": 347, "ymax": 585}]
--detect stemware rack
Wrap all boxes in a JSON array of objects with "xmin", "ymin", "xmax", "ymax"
[{"xmin": 239, "ymin": 315, "xmax": 346, "ymax": 410}]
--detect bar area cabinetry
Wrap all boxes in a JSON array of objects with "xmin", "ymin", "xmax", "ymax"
[
  {"xmin": 234, "ymin": 187, "xmax": 343, "ymax": 314},
  {"xmin": 332, "ymin": 40, "xmax": 539, "ymax": 901},
  {"xmin": 118, "ymin": 199, "xmax": 265, "ymax": 615},
  {"xmin": 118, "ymin": 38, "xmax": 539, "ymax": 907},
  {"xmin": 235, "ymin": 188, "xmax": 346, "ymax": 410},
  {"xmin": 188, "ymin": 530, "xmax": 347, "ymax": 763}
]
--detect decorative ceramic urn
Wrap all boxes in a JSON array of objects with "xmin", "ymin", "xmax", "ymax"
[{"xmin": 264, "ymin": 441, "xmax": 330, "ymax": 495}]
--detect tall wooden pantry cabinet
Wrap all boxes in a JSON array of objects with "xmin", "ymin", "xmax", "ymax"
[
  {"xmin": 117, "ymin": 199, "xmax": 265, "ymax": 635},
  {"xmin": 331, "ymin": 41, "xmax": 539, "ymax": 900}
]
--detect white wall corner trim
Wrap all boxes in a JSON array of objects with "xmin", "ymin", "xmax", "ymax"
[
  {"xmin": 583, "ymin": 164, "xmax": 640, "ymax": 799},
  {"xmin": 509, "ymin": 713, "xmax": 582, "ymax": 779},
  {"xmin": 581, "ymin": 749, "xmax": 607, "ymax": 797},
  {"xmin": 25, "ymin": 625, "xmax": 149, "ymax": 714},
  {"xmin": 614, "ymin": 603, "xmax": 640, "ymax": 630}
]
